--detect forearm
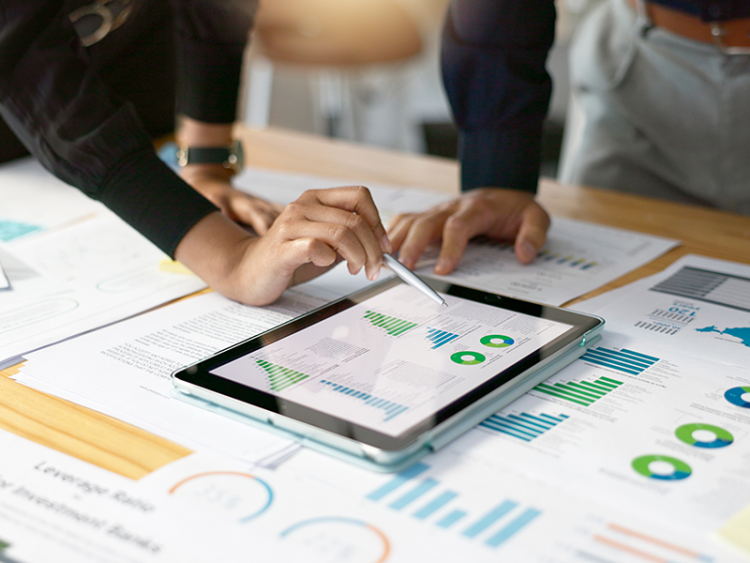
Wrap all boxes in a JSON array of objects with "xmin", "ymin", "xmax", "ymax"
[{"xmin": 442, "ymin": 0, "xmax": 555, "ymax": 192}]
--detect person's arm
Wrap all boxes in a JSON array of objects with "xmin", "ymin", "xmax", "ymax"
[
  {"xmin": 390, "ymin": 0, "xmax": 555, "ymax": 272},
  {"xmin": 176, "ymin": 117, "xmax": 282, "ymax": 234},
  {"xmin": 172, "ymin": 0, "xmax": 281, "ymax": 235},
  {"xmin": 0, "ymin": 0, "xmax": 218, "ymax": 256},
  {"xmin": 176, "ymin": 186, "xmax": 391, "ymax": 306},
  {"xmin": 0, "ymin": 1, "xmax": 388, "ymax": 307}
]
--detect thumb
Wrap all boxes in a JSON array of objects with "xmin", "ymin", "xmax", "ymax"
[{"xmin": 514, "ymin": 205, "xmax": 550, "ymax": 264}]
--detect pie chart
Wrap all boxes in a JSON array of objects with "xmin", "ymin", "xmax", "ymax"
[
  {"xmin": 631, "ymin": 455, "xmax": 692, "ymax": 481},
  {"xmin": 450, "ymin": 351, "xmax": 486, "ymax": 365},
  {"xmin": 480, "ymin": 335, "xmax": 515, "ymax": 348},
  {"xmin": 675, "ymin": 423, "xmax": 733, "ymax": 449},
  {"xmin": 724, "ymin": 386, "xmax": 750, "ymax": 408}
]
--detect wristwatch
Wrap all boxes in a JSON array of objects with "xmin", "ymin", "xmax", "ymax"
[{"xmin": 176, "ymin": 140, "xmax": 244, "ymax": 174}]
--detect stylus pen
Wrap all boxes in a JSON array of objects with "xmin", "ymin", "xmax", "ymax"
[{"xmin": 383, "ymin": 254, "xmax": 448, "ymax": 307}]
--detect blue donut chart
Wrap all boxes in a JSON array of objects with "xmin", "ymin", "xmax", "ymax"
[{"xmin": 724, "ymin": 386, "xmax": 750, "ymax": 408}]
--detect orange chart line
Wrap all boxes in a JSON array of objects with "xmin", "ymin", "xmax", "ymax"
[
  {"xmin": 593, "ymin": 535, "xmax": 668, "ymax": 563},
  {"xmin": 607, "ymin": 523, "xmax": 705, "ymax": 559}
]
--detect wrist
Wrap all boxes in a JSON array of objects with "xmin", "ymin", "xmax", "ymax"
[{"xmin": 175, "ymin": 211, "xmax": 254, "ymax": 291}]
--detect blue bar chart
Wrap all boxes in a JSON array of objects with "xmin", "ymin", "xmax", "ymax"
[
  {"xmin": 581, "ymin": 347, "xmax": 659, "ymax": 375},
  {"xmin": 366, "ymin": 463, "xmax": 541, "ymax": 549},
  {"xmin": 319, "ymin": 380, "xmax": 409, "ymax": 421},
  {"xmin": 478, "ymin": 411, "xmax": 569, "ymax": 441},
  {"xmin": 425, "ymin": 327, "xmax": 460, "ymax": 349}
]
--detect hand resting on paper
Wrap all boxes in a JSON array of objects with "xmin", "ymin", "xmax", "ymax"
[
  {"xmin": 175, "ymin": 185, "xmax": 391, "ymax": 306},
  {"xmin": 388, "ymin": 188, "xmax": 550, "ymax": 274},
  {"xmin": 180, "ymin": 164, "xmax": 283, "ymax": 235}
]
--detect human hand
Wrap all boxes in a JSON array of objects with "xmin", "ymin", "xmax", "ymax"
[
  {"xmin": 388, "ymin": 188, "xmax": 550, "ymax": 274},
  {"xmin": 180, "ymin": 165, "xmax": 283, "ymax": 235},
  {"xmin": 175, "ymin": 186, "xmax": 391, "ymax": 306}
]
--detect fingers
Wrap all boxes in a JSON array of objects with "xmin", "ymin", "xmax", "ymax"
[
  {"xmin": 390, "ymin": 206, "xmax": 453, "ymax": 270},
  {"xmin": 230, "ymin": 195, "xmax": 282, "ymax": 235},
  {"xmin": 388, "ymin": 189, "xmax": 553, "ymax": 274},
  {"xmin": 273, "ymin": 186, "xmax": 389, "ymax": 281},
  {"xmin": 513, "ymin": 203, "xmax": 550, "ymax": 264},
  {"xmin": 311, "ymin": 186, "xmax": 392, "ymax": 254}
]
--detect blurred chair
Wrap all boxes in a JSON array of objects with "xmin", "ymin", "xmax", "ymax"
[{"xmin": 243, "ymin": 0, "xmax": 450, "ymax": 152}]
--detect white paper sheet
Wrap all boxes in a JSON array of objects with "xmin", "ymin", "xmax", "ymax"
[
  {"xmin": 573, "ymin": 254, "xmax": 750, "ymax": 367},
  {"xmin": 234, "ymin": 166, "xmax": 452, "ymax": 225},
  {"xmin": 0, "ymin": 157, "xmax": 105, "ymax": 242},
  {"xmin": 0, "ymin": 257, "xmax": 9, "ymax": 291},
  {"xmin": 414, "ymin": 216, "xmax": 679, "ymax": 306},
  {"xmin": 444, "ymin": 333, "xmax": 750, "ymax": 534},
  {"xmin": 0, "ymin": 428, "xmax": 286, "ymax": 563},
  {"xmin": 0, "ymin": 214, "xmax": 207, "ymax": 368},
  {"xmin": 138, "ymin": 445, "xmax": 746, "ymax": 563},
  {"xmin": 13, "ymin": 289, "xmax": 344, "ymax": 463}
]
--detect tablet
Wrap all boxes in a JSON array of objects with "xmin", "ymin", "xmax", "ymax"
[{"xmin": 172, "ymin": 277, "xmax": 604, "ymax": 472}]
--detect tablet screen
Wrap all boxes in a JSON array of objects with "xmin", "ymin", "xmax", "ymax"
[{"xmin": 210, "ymin": 282, "xmax": 574, "ymax": 438}]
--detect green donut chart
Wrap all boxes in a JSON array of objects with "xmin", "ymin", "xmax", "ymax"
[
  {"xmin": 480, "ymin": 335, "xmax": 515, "ymax": 348},
  {"xmin": 450, "ymin": 351, "xmax": 486, "ymax": 365},
  {"xmin": 675, "ymin": 423, "xmax": 734, "ymax": 449},
  {"xmin": 632, "ymin": 455, "xmax": 692, "ymax": 481},
  {"xmin": 724, "ymin": 386, "xmax": 750, "ymax": 408}
]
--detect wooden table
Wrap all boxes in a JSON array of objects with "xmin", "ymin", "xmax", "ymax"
[{"xmin": 2, "ymin": 126, "xmax": 750, "ymax": 479}]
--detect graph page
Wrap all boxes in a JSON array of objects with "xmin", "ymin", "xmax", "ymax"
[
  {"xmin": 0, "ymin": 214, "xmax": 207, "ymax": 368},
  {"xmin": 414, "ymin": 217, "xmax": 679, "ymax": 306},
  {"xmin": 213, "ymin": 283, "xmax": 572, "ymax": 436},
  {"xmin": 446, "ymin": 333, "xmax": 750, "ymax": 533},
  {"xmin": 574, "ymin": 254, "xmax": 750, "ymax": 368},
  {"xmin": 139, "ymin": 443, "xmax": 747, "ymax": 563}
]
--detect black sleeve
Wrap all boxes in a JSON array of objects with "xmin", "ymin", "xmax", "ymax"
[
  {"xmin": 442, "ymin": 0, "xmax": 556, "ymax": 193},
  {"xmin": 0, "ymin": 1, "xmax": 254, "ymax": 257},
  {"xmin": 174, "ymin": 0, "xmax": 257, "ymax": 123}
]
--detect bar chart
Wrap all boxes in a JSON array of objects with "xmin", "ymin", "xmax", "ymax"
[
  {"xmin": 478, "ymin": 411, "xmax": 569, "ymax": 441},
  {"xmin": 533, "ymin": 376, "xmax": 623, "ymax": 407},
  {"xmin": 580, "ymin": 347, "xmax": 659, "ymax": 376},
  {"xmin": 255, "ymin": 359, "xmax": 310, "ymax": 392},
  {"xmin": 538, "ymin": 249, "xmax": 597, "ymax": 270},
  {"xmin": 425, "ymin": 327, "xmax": 460, "ymax": 349},
  {"xmin": 651, "ymin": 266, "xmax": 750, "ymax": 312},
  {"xmin": 363, "ymin": 310, "xmax": 418, "ymax": 336},
  {"xmin": 366, "ymin": 463, "xmax": 542, "ymax": 550},
  {"xmin": 319, "ymin": 380, "xmax": 409, "ymax": 421}
]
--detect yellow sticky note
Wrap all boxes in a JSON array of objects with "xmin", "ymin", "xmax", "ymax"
[
  {"xmin": 716, "ymin": 503, "xmax": 750, "ymax": 554},
  {"xmin": 159, "ymin": 259, "xmax": 195, "ymax": 276}
]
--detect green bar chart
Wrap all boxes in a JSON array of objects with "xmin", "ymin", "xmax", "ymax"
[
  {"xmin": 363, "ymin": 310, "xmax": 418, "ymax": 336},
  {"xmin": 255, "ymin": 359, "xmax": 310, "ymax": 392},
  {"xmin": 533, "ymin": 376, "xmax": 623, "ymax": 407}
]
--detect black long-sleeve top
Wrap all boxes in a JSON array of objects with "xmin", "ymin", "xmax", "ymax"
[
  {"xmin": 0, "ymin": 0, "xmax": 257, "ymax": 256},
  {"xmin": 442, "ymin": 0, "xmax": 750, "ymax": 194}
]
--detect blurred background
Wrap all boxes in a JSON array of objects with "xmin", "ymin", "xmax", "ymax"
[{"xmin": 242, "ymin": 0, "xmax": 602, "ymax": 179}]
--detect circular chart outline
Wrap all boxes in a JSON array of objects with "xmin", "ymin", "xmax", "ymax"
[
  {"xmin": 480, "ymin": 334, "xmax": 515, "ymax": 348},
  {"xmin": 168, "ymin": 471, "xmax": 274, "ymax": 522},
  {"xmin": 450, "ymin": 351, "xmax": 486, "ymax": 365},
  {"xmin": 631, "ymin": 455, "xmax": 692, "ymax": 481},
  {"xmin": 675, "ymin": 422, "xmax": 734, "ymax": 449},
  {"xmin": 724, "ymin": 386, "xmax": 750, "ymax": 408},
  {"xmin": 280, "ymin": 516, "xmax": 391, "ymax": 563}
]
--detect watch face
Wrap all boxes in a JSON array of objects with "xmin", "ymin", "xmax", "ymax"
[
  {"xmin": 176, "ymin": 141, "xmax": 244, "ymax": 173},
  {"xmin": 229, "ymin": 140, "xmax": 244, "ymax": 172}
]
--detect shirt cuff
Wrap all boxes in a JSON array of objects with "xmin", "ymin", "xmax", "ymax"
[
  {"xmin": 99, "ymin": 149, "xmax": 219, "ymax": 257},
  {"xmin": 458, "ymin": 126, "xmax": 543, "ymax": 194}
]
